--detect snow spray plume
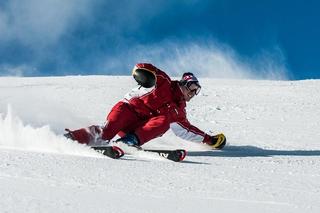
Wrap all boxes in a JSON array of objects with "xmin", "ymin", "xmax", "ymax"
[
  {"xmin": 102, "ymin": 40, "xmax": 289, "ymax": 80},
  {"xmin": 0, "ymin": 105, "xmax": 98, "ymax": 157}
]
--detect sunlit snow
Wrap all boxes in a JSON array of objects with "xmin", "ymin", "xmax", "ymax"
[{"xmin": 0, "ymin": 76, "xmax": 319, "ymax": 213}]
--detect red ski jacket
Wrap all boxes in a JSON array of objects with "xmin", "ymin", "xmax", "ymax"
[{"xmin": 123, "ymin": 63, "xmax": 207, "ymax": 143}]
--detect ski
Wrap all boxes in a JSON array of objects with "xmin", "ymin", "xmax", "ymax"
[
  {"xmin": 91, "ymin": 145, "xmax": 124, "ymax": 159},
  {"xmin": 64, "ymin": 129, "xmax": 186, "ymax": 162},
  {"xmin": 143, "ymin": 149, "xmax": 187, "ymax": 162},
  {"xmin": 91, "ymin": 145, "xmax": 186, "ymax": 162}
]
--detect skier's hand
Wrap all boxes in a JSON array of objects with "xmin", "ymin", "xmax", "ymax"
[
  {"xmin": 132, "ymin": 68, "xmax": 156, "ymax": 88},
  {"xmin": 203, "ymin": 133, "xmax": 226, "ymax": 149}
]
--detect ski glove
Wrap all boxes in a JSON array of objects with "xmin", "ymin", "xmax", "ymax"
[
  {"xmin": 132, "ymin": 68, "xmax": 156, "ymax": 88},
  {"xmin": 203, "ymin": 133, "xmax": 226, "ymax": 149}
]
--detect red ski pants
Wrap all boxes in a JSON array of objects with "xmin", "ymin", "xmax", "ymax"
[
  {"xmin": 101, "ymin": 102, "xmax": 170, "ymax": 145},
  {"xmin": 85, "ymin": 102, "xmax": 170, "ymax": 145},
  {"xmin": 69, "ymin": 102, "xmax": 171, "ymax": 145}
]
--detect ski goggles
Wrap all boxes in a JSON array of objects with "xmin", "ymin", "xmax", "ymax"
[{"xmin": 185, "ymin": 81, "xmax": 201, "ymax": 95}]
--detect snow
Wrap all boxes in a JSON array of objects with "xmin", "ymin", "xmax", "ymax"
[{"xmin": 0, "ymin": 76, "xmax": 320, "ymax": 213}]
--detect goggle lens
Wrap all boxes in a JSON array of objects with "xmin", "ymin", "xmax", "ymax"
[{"xmin": 185, "ymin": 82, "xmax": 201, "ymax": 95}]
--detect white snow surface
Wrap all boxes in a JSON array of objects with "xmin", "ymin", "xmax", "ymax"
[{"xmin": 0, "ymin": 76, "xmax": 320, "ymax": 213}]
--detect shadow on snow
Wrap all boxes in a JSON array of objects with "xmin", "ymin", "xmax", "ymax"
[{"xmin": 188, "ymin": 145, "xmax": 320, "ymax": 158}]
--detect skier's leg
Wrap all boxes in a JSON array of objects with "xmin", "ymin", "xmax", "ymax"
[
  {"xmin": 65, "ymin": 102, "xmax": 140, "ymax": 144},
  {"xmin": 64, "ymin": 125, "xmax": 102, "ymax": 144},
  {"xmin": 133, "ymin": 115, "xmax": 171, "ymax": 145},
  {"xmin": 101, "ymin": 102, "xmax": 141, "ymax": 141}
]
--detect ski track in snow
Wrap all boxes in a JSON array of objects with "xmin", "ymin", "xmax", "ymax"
[{"xmin": 0, "ymin": 76, "xmax": 320, "ymax": 213}]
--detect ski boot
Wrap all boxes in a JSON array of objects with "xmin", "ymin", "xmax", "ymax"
[{"xmin": 115, "ymin": 133, "xmax": 140, "ymax": 147}]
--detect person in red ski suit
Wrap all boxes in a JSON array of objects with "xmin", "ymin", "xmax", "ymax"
[{"xmin": 65, "ymin": 63, "xmax": 226, "ymax": 149}]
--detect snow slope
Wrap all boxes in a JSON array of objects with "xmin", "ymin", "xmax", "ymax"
[{"xmin": 0, "ymin": 76, "xmax": 320, "ymax": 213}]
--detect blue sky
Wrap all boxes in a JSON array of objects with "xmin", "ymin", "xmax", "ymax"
[{"xmin": 0, "ymin": 0, "xmax": 319, "ymax": 79}]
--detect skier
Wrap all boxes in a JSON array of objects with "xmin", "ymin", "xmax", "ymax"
[{"xmin": 65, "ymin": 63, "xmax": 226, "ymax": 150}]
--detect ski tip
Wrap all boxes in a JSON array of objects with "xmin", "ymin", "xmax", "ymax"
[
  {"xmin": 112, "ymin": 146, "xmax": 125, "ymax": 158},
  {"xmin": 177, "ymin": 149, "xmax": 187, "ymax": 162},
  {"xmin": 92, "ymin": 145, "xmax": 124, "ymax": 159}
]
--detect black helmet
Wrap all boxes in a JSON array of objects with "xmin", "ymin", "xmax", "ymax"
[{"xmin": 180, "ymin": 72, "xmax": 199, "ymax": 84}]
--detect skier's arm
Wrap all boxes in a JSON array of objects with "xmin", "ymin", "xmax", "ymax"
[
  {"xmin": 170, "ymin": 119, "xmax": 206, "ymax": 143},
  {"xmin": 171, "ymin": 118, "xmax": 226, "ymax": 149}
]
